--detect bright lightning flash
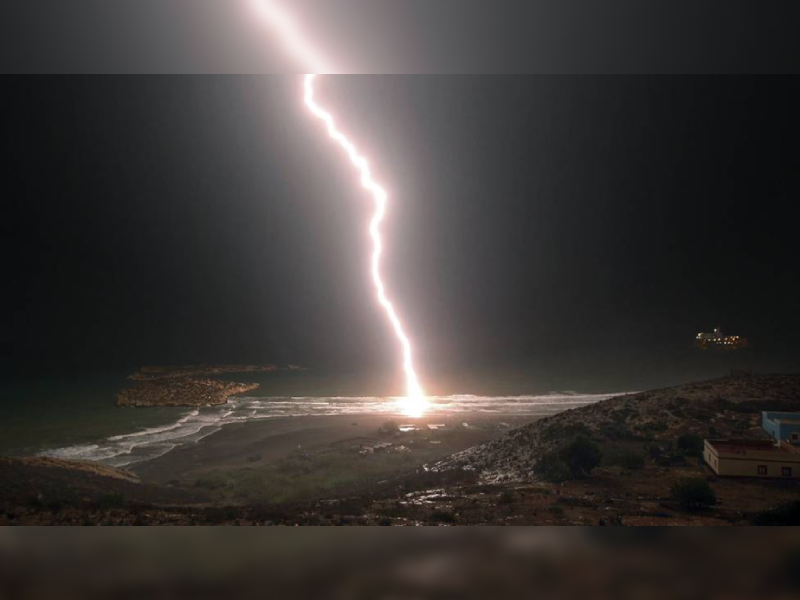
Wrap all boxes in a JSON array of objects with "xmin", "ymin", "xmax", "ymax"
[{"xmin": 251, "ymin": 0, "xmax": 428, "ymax": 418}]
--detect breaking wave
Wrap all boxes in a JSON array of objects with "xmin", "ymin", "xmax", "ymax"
[{"xmin": 39, "ymin": 392, "xmax": 622, "ymax": 468}]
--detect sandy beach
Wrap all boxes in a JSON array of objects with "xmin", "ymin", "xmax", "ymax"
[{"xmin": 129, "ymin": 411, "xmax": 540, "ymax": 503}]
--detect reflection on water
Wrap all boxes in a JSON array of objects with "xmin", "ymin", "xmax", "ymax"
[{"xmin": 40, "ymin": 392, "xmax": 624, "ymax": 468}]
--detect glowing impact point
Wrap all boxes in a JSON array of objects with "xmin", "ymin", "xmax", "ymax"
[{"xmin": 251, "ymin": 0, "xmax": 428, "ymax": 417}]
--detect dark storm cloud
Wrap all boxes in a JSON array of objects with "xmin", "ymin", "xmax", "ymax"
[
  {"xmin": 1, "ymin": 0, "xmax": 799, "ymax": 73},
  {"xmin": 2, "ymin": 76, "xmax": 799, "ymax": 391}
]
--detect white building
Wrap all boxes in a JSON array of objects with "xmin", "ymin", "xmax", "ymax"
[{"xmin": 704, "ymin": 439, "xmax": 800, "ymax": 478}]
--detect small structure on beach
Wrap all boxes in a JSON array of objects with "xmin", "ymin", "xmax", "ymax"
[
  {"xmin": 762, "ymin": 411, "xmax": 800, "ymax": 444},
  {"xmin": 703, "ymin": 439, "xmax": 800, "ymax": 478}
]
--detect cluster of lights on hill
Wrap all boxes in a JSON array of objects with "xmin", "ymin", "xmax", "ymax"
[
  {"xmin": 250, "ymin": 0, "xmax": 428, "ymax": 417},
  {"xmin": 695, "ymin": 328, "xmax": 749, "ymax": 351}
]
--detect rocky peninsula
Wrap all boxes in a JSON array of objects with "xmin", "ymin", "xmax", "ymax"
[{"xmin": 117, "ymin": 365, "xmax": 272, "ymax": 407}]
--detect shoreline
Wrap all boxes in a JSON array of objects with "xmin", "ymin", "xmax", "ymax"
[{"xmin": 36, "ymin": 392, "xmax": 618, "ymax": 471}]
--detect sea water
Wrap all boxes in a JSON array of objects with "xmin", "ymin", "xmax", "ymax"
[
  {"xmin": 0, "ymin": 373, "xmax": 186, "ymax": 459},
  {"xmin": 1, "ymin": 372, "xmax": 624, "ymax": 469}
]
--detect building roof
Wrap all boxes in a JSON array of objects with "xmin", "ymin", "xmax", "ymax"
[
  {"xmin": 764, "ymin": 411, "xmax": 800, "ymax": 424},
  {"xmin": 706, "ymin": 439, "xmax": 800, "ymax": 457},
  {"xmin": 707, "ymin": 439, "xmax": 777, "ymax": 452}
]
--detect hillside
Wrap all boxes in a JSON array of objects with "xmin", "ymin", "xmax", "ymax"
[
  {"xmin": 0, "ymin": 456, "xmax": 206, "ymax": 525},
  {"xmin": 434, "ymin": 373, "xmax": 800, "ymax": 482}
]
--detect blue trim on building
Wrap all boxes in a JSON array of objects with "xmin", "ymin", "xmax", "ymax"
[{"xmin": 763, "ymin": 411, "xmax": 800, "ymax": 444}]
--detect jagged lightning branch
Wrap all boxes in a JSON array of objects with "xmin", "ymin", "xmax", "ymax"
[
  {"xmin": 303, "ymin": 75, "xmax": 426, "ymax": 403},
  {"xmin": 251, "ymin": 0, "xmax": 427, "ymax": 415}
]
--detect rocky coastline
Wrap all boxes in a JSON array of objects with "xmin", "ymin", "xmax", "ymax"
[{"xmin": 117, "ymin": 365, "xmax": 268, "ymax": 407}]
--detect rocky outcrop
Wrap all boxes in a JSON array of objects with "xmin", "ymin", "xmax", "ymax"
[
  {"xmin": 117, "ymin": 377, "xmax": 259, "ymax": 407},
  {"xmin": 116, "ymin": 365, "xmax": 277, "ymax": 407}
]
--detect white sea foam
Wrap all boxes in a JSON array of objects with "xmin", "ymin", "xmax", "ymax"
[{"xmin": 39, "ymin": 392, "xmax": 623, "ymax": 467}]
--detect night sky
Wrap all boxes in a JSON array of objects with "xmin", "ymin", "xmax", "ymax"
[
  {"xmin": 3, "ymin": 76, "xmax": 799, "ymax": 392},
  {"xmin": 3, "ymin": 0, "xmax": 800, "ymax": 73}
]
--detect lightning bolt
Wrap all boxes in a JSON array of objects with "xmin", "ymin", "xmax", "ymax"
[{"xmin": 251, "ymin": 0, "xmax": 428, "ymax": 417}]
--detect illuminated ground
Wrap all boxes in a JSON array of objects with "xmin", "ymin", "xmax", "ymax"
[{"xmin": 128, "ymin": 412, "xmax": 533, "ymax": 505}]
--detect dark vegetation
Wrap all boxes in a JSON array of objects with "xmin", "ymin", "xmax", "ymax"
[
  {"xmin": 561, "ymin": 436, "xmax": 602, "ymax": 477},
  {"xmin": 536, "ymin": 452, "xmax": 572, "ymax": 483},
  {"xmin": 671, "ymin": 478, "xmax": 717, "ymax": 511},
  {"xmin": 751, "ymin": 501, "xmax": 800, "ymax": 526},
  {"xmin": 605, "ymin": 447, "xmax": 645, "ymax": 470},
  {"xmin": 537, "ymin": 435, "xmax": 602, "ymax": 482},
  {"xmin": 677, "ymin": 434, "xmax": 704, "ymax": 458}
]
